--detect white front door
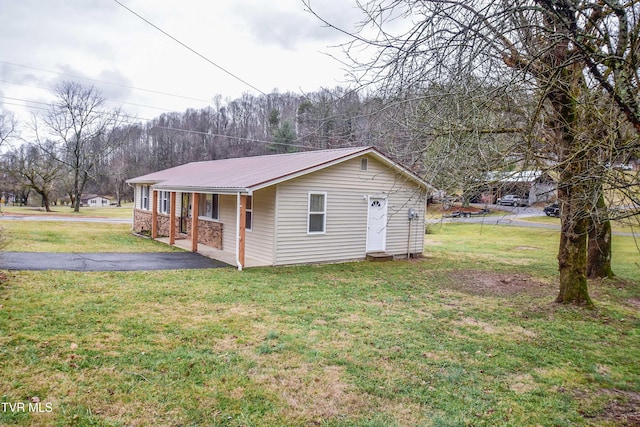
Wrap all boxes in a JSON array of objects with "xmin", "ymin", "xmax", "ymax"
[{"xmin": 366, "ymin": 197, "xmax": 387, "ymax": 252}]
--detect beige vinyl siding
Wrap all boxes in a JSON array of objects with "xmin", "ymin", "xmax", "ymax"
[
  {"xmin": 274, "ymin": 155, "xmax": 426, "ymax": 265},
  {"xmin": 246, "ymin": 187, "xmax": 276, "ymax": 265},
  {"xmin": 216, "ymin": 191, "xmax": 275, "ymax": 264},
  {"xmin": 219, "ymin": 194, "xmax": 237, "ymax": 253},
  {"xmin": 385, "ymin": 187, "xmax": 426, "ymax": 256}
]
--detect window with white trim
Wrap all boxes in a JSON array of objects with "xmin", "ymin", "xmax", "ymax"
[
  {"xmin": 245, "ymin": 196, "xmax": 253, "ymax": 231},
  {"xmin": 141, "ymin": 185, "xmax": 150, "ymax": 210},
  {"xmin": 199, "ymin": 193, "xmax": 219, "ymax": 220},
  {"xmin": 160, "ymin": 191, "xmax": 169, "ymax": 214},
  {"xmin": 307, "ymin": 192, "xmax": 326, "ymax": 234}
]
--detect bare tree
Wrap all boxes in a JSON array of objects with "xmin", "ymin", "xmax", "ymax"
[
  {"xmin": 304, "ymin": 0, "xmax": 640, "ymax": 306},
  {"xmin": 6, "ymin": 142, "xmax": 62, "ymax": 212},
  {"xmin": 34, "ymin": 82, "xmax": 127, "ymax": 212},
  {"xmin": 0, "ymin": 111, "xmax": 17, "ymax": 149}
]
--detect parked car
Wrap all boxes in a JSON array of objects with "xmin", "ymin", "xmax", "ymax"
[
  {"xmin": 496, "ymin": 194, "xmax": 527, "ymax": 206},
  {"xmin": 614, "ymin": 163, "xmax": 633, "ymax": 171},
  {"xmin": 543, "ymin": 203, "xmax": 560, "ymax": 217}
]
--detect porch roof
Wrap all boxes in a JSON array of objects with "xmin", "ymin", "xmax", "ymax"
[{"xmin": 127, "ymin": 146, "xmax": 430, "ymax": 193}]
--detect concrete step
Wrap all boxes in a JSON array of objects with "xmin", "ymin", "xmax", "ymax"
[{"xmin": 366, "ymin": 252, "xmax": 393, "ymax": 262}]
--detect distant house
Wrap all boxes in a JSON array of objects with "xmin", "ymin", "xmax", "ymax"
[
  {"xmin": 126, "ymin": 147, "xmax": 429, "ymax": 270},
  {"xmin": 81, "ymin": 195, "xmax": 111, "ymax": 207},
  {"xmin": 487, "ymin": 170, "xmax": 557, "ymax": 205}
]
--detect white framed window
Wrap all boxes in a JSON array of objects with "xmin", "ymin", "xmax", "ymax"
[
  {"xmin": 160, "ymin": 191, "xmax": 169, "ymax": 214},
  {"xmin": 361, "ymin": 157, "xmax": 368, "ymax": 171},
  {"xmin": 141, "ymin": 185, "xmax": 150, "ymax": 210},
  {"xmin": 307, "ymin": 192, "xmax": 327, "ymax": 234},
  {"xmin": 199, "ymin": 194, "xmax": 219, "ymax": 220},
  {"xmin": 212, "ymin": 194, "xmax": 220, "ymax": 220},
  {"xmin": 245, "ymin": 196, "xmax": 253, "ymax": 231}
]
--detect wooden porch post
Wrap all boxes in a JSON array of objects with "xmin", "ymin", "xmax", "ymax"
[
  {"xmin": 151, "ymin": 190, "xmax": 158, "ymax": 239},
  {"xmin": 191, "ymin": 192, "xmax": 199, "ymax": 252},
  {"xmin": 237, "ymin": 194, "xmax": 247, "ymax": 270},
  {"xmin": 169, "ymin": 192, "xmax": 176, "ymax": 245}
]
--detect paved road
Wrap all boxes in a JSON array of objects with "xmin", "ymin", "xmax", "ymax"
[
  {"xmin": 432, "ymin": 204, "xmax": 638, "ymax": 237},
  {"xmin": 0, "ymin": 214, "xmax": 131, "ymax": 224},
  {"xmin": 0, "ymin": 252, "xmax": 230, "ymax": 271}
]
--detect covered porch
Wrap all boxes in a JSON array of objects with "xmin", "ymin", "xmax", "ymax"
[
  {"xmin": 148, "ymin": 190, "xmax": 254, "ymax": 270},
  {"xmin": 155, "ymin": 237, "xmax": 267, "ymax": 268}
]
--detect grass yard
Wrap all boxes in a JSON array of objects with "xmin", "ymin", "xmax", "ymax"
[
  {"xmin": 0, "ymin": 221, "xmax": 639, "ymax": 426},
  {"xmin": 0, "ymin": 204, "xmax": 134, "ymax": 220},
  {"xmin": 0, "ymin": 222, "xmax": 180, "ymax": 253}
]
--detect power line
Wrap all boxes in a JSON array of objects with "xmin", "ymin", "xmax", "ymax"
[
  {"xmin": 0, "ymin": 94, "xmax": 154, "ymax": 122},
  {"xmin": 0, "ymin": 79, "xmax": 176, "ymax": 113},
  {"xmin": 112, "ymin": 0, "xmax": 267, "ymax": 96},
  {"xmin": 151, "ymin": 125, "xmax": 317, "ymax": 151},
  {"xmin": 0, "ymin": 95, "xmax": 49, "ymax": 107},
  {"xmin": 0, "ymin": 60, "xmax": 212, "ymax": 104},
  {"xmin": 0, "ymin": 100, "xmax": 48, "ymax": 112}
]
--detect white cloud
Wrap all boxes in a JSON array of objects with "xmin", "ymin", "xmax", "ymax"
[{"xmin": 0, "ymin": 0, "xmax": 361, "ymax": 123}]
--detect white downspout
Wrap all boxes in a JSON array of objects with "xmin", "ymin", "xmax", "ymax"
[
  {"xmin": 235, "ymin": 191, "xmax": 243, "ymax": 271},
  {"xmin": 407, "ymin": 216, "xmax": 412, "ymax": 259}
]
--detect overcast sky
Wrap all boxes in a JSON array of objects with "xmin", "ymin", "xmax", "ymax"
[{"xmin": 0, "ymin": 0, "xmax": 363, "ymax": 124}]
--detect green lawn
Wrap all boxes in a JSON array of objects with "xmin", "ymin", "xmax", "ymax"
[
  {"xmin": 0, "ymin": 221, "xmax": 179, "ymax": 253},
  {"xmin": 0, "ymin": 204, "xmax": 134, "ymax": 220},
  {"xmin": 0, "ymin": 221, "xmax": 638, "ymax": 426}
]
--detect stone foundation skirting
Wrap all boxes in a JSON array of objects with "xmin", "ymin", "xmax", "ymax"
[{"xmin": 133, "ymin": 209, "xmax": 223, "ymax": 249}]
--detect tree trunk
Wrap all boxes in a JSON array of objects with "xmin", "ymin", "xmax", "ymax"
[
  {"xmin": 555, "ymin": 149, "xmax": 594, "ymax": 306},
  {"xmin": 73, "ymin": 168, "xmax": 81, "ymax": 212},
  {"xmin": 73, "ymin": 169, "xmax": 89, "ymax": 212},
  {"xmin": 557, "ymin": 207, "xmax": 592, "ymax": 305},
  {"xmin": 549, "ymin": 65, "xmax": 594, "ymax": 307},
  {"xmin": 115, "ymin": 178, "xmax": 123, "ymax": 207},
  {"xmin": 587, "ymin": 192, "xmax": 614, "ymax": 279},
  {"xmin": 42, "ymin": 193, "xmax": 51, "ymax": 212}
]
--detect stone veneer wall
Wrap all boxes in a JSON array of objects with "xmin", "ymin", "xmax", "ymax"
[
  {"xmin": 184, "ymin": 218, "xmax": 223, "ymax": 250},
  {"xmin": 133, "ymin": 209, "xmax": 223, "ymax": 249},
  {"xmin": 133, "ymin": 209, "xmax": 153, "ymax": 234}
]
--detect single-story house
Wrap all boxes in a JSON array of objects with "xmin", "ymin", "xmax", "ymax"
[
  {"xmin": 126, "ymin": 146, "xmax": 429, "ymax": 270},
  {"xmin": 486, "ymin": 170, "xmax": 556, "ymax": 205},
  {"xmin": 81, "ymin": 195, "xmax": 111, "ymax": 207}
]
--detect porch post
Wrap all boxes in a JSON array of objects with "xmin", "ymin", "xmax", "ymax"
[
  {"xmin": 169, "ymin": 192, "xmax": 176, "ymax": 245},
  {"xmin": 191, "ymin": 192, "xmax": 199, "ymax": 252},
  {"xmin": 236, "ymin": 193, "xmax": 247, "ymax": 271},
  {"xmin": 151, "ymin": 190, "xmax": 158, "ymax": 239}
]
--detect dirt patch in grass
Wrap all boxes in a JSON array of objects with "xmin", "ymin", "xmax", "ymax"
[
  {"xmin": 452, "ymin": 317, "xmax": 537, "ymax": 339},
  {"xmin": 591, "ymin": 389, "xmax": 640, "ymax": 426},
  {"xmin": 626, "ymin": 297, "xmax": 640, "ymax": 310},
  {"xmin": 511, "ymin": 246, "xmax": 541, "ymax": 251},
  {"xmin": 249, "ymin": 357, "xmax": 425, "ymax": 425},
  {"xmin": 249, "ymin": 358, "xmax": 365, "ymax": 421},
  {"xmin": 448, "ymin": 270, "xmax": 553, "ymax": 297},
  {"xmin": 508, "ymin": 373, "xmax": 538, "ymax": 393}
]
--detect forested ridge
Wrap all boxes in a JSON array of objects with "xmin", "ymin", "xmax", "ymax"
[{"xmin": 5, "ymin": 83, "xmax": 513, "ymax": 206}]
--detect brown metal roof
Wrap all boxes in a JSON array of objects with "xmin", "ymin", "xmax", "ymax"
[{"xmin": 127, "ymin": 146, "xmax": 428, "ymax": 192}]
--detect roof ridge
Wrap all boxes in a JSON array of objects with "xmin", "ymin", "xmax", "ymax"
[{"xmin": 187, "ymin": 146, "xmax": 372, "ymax": 165}]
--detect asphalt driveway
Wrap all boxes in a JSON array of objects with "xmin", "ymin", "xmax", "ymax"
[{"xmin": 0, "ymin": 252, "xmax": 230, "ymax": 271}]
